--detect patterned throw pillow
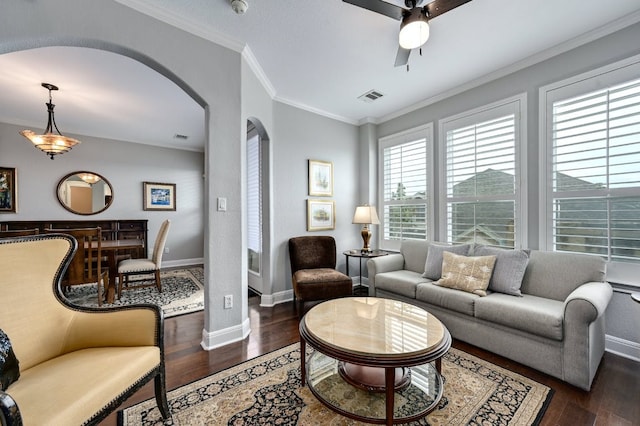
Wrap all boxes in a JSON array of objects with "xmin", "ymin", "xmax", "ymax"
[
  {"xmin": 435, "ymin": 251, "xmax": 497, "ymax": 296},
  {"xmin": 0, "ymin": 329, "xmax": 20, "ymax": 390}
]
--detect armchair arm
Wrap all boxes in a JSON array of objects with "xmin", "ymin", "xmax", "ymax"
[
  {"xmin": 366, "ymin": 254, "xmax": 405, "ymax": 294},
  {"xmin": 1, "ymin": 390, "xmax": 22, "ymax": 426},
  {"xmin": 62, "ymin": 304, "xmax": 163, "ymax": 353}
]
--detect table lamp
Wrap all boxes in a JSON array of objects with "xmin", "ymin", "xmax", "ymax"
[{"xmin": 352, "ymin": 205, "xmax": 380, "ymax": 252}]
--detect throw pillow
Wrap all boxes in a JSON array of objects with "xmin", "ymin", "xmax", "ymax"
[
  {"xmin": 0, "ymin": 329, "xmax": 20, "ymax": 390},
  {"xmin": 473, "ymin": 245, "xmax": 530, "ymax": 296},
  {"xmin": 435, "ymin": 251, "xmax": 497, "ymax": 296},
  {"xmin": 422, "ymin": 243, "xmax": 471, "ymax": 280}
]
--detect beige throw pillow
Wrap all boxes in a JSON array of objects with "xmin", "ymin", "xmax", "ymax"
[{"xmin": 435, "ymin": 251, "xmax": 497, "ymax": 296}]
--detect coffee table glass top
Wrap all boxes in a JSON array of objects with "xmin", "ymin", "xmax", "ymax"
[{"xmin": 304, "ymin": 297, "xmax": 445, "ymax": 358}]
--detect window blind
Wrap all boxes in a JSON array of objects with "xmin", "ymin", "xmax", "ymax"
[
  {"xmin": 247, "ymin": 132, "xmax": 261, "ymax": 272},
  {"xmin": 551, "ymin": 77, "xmax": 640, "ymax": 262},
  {"xmin": 443, "ymin": 105, "xmax": 520, "ymax": 249},
  {"xmin": 380, "ymin": 128, "xmax": 430, "ymax": 246}
]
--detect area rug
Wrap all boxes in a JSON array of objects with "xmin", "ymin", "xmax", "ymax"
[
  {"xmin": 119, "ymin": 343, "xmax": 553, "ymax": 425},
  {"xmin": 65, "ymin": 267, "xmax": 204, "ymax": 318}
]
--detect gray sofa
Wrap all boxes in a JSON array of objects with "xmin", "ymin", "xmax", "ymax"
[{"xmin": 367, "ymin": 240, "xmax": 613, "ymax": 390}]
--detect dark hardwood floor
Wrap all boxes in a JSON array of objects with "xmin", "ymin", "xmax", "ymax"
[{"xmin": 102, "ymin": 296, "xmax": 640, "ymax": 425}]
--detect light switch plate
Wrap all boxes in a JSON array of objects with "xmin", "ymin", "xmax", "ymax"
[{"xmin": 217, "ymin": 197, "xmax": 227, "ymax": 211}]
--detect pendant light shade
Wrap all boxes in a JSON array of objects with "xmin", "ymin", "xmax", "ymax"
[
  {"xmin": 398, "ymin": 8, "xmax": 430, "ymax": 50},
  {"xmin": 20, "ymin": 83, "xmax": 81, "ymax": 160}
]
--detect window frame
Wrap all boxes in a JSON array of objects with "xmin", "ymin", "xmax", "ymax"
[
  {"xmin": 438, "ymin": 93, "xmax": 528, "ymax": 249},
  {"xmin": 377, "ymin": 123, "xmax": 434, "ymax": 251},
  {"xmin": 539, "ymin": 53, "xmax": 640, "ymax": 286}
]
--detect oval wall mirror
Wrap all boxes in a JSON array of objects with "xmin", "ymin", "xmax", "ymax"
[{"xmin": 56, "ymin": 171, "xmax": 113, "ymax": 215}]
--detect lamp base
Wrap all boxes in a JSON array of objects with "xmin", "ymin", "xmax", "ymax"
[{"xmin": 360, "ymin": 226, "xmax": 372, "ymax": 252}]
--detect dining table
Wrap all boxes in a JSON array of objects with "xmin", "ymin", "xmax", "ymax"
[{"xmin": 89, "ymin": 239, "xmax": 145, "ymax": 303}]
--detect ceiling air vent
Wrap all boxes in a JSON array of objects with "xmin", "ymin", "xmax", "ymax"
[
  {"xmin": 174, "ymin": 134, "xmax": 189, "ymax": 140},
  {"xmin": 358, "ymin": 90, "xmax": 384, "ymax": 103}
]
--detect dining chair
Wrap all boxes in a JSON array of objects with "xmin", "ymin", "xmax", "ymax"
[
  {"xmin": 43, "ymin": 227, "xmax": 109, "ymax": 306},
  {"xmin": 118, "ymin": 219, "xmax": 171, "ymax": 298},
  {"xmin": 0, "ymin": 228, "xmax": 39, "ymax": 237}
]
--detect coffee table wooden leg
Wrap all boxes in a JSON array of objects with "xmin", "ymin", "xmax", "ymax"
[
  {"xmin": 385, "ymin": 367, "xmax": 394, "ymax": 426},
  {"xmin": 300, "ymin": 338, "xmax": 306, "ymax": 386},
  {"xmin": 436, "ymin": 357, "xmax": 442, "ymax": 374}
]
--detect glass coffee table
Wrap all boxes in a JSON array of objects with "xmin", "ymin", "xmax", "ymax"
[{"xmin": 299, "ymin": 297, "xmax": 451, "ymax": 425}]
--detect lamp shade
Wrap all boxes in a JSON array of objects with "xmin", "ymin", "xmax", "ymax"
[
  {"xmin": 398, "ymin": 8, "xmax": 430, "ymax": 50},
  {"xmin": 352, "ymin": 205, "xmax": 380, "ymax": 225}
]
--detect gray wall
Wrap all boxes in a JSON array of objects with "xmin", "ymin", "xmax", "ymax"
[
  {"xmin": 0, "ymin": 122, "xmax": 205, "ymax": 264},
  {"xmin": 272, "ymin": 102, "xmax": 361, "ymax": 300},
  {"xmin": 374, "ymin": 21, "xmax": 640, "ymax": 358}
]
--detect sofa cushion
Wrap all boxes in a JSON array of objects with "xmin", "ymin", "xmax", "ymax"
[
  {"xmin": 435, "ymin": 252, "xmax": 496, "ymax": 296},
  {"xmin": 0, "ymin": 329, "xmax": 20, "ymax": 390},
  {"xmin": 422, "ymin": 243, "xmax": 471, "ymax": 280},
  {"xmin": 473, "ymin": 245, "xmax": 530, "ymax": 296},
  {"xmin": 375, "ymin": 270, "xmax": 428, "ymax": 299},
  {"xmin": 400, "ymin": 240, "xmax": 430, "ymax": 273},
  {"xmin": 474, "ymin": 293, "xmax": 565, "ymax": 340},
  {"xmin": 416, "ymin": 282, "xmax": 479, "ymax": 316}
]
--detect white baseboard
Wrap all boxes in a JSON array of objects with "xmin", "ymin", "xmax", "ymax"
[
  {"xmin": 605, "ymin": 334, "xmax": 640, "ymax": 362},
  {"xmin": 163, "ymin": 258, "xmax": 204, "ymax": 268},
  {"xmin": 260, "ymin": 289, "xmax": 293, "ymax": 307},
  {"xmin": 200, "ymin": 317, "xmax": 251, "ymax": 350}
]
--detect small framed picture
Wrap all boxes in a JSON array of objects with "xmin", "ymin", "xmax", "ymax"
[
  {"xmin": 143, "ymin": 182, "xmax": 176, "ymax": 211},
  {"xmin": 308, "ymin": 160, "xmax": 333, "ymax": 197},
  {"xmin": 0, "ymin": 167, "xmax": 17, "ymax": 213},
  {"xmin": 307, "ymin": 199, "xmax": 335, "ymax": 231}
]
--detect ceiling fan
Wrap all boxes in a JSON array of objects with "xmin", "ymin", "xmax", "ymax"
[{"xmin": 343, "ymin": 0, "xmax": 472, "ymax": 67}]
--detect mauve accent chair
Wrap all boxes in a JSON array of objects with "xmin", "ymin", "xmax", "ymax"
[{"xmin": 288, "ymin": 236, "xmax": 353, "ymax": 316}]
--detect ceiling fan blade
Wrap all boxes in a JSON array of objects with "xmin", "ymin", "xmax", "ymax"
[
  {"xmin": 394, "ymin": 46, "xmax": 411, "ymax": 67},
  {"xmin": 424, "ymin": 0, "xmax": 472, "ymax": 20},
  {"xmin": 342, "ymin": 0, "xmax": 404, "ymax": 21}
]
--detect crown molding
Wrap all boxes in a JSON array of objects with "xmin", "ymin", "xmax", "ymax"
[
  {"xmin": 242, "ymin": 46, "xmax": 276, "ymax": 99},
  {"xmin": 114, "ymin": 0, "xmax": 245, "ymax": 52},
  {"xmin": 378, "ymin": 10, "xmax": 640, "ymax": 124},
  {"xmin": 273, "ymin": 96, "xmax": 359, "ymax": 126}
]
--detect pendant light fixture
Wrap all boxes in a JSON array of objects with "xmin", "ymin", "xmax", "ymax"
[{"xmin": 20, "ymin": 83, "xmax": 81, "ymax": 160}]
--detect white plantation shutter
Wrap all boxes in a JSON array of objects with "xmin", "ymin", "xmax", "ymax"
[
  {"xmin": 247, "ymin": 130, "xmax": 261, "ymax": 273},
  {"xmin": 548, "ymin": 76, "xmax": 640, "ymax": 262},
  {"xmin": 440, "ymin": 95, "xmax": 525, "ymax": 249},
  {"xmin": 379, "ymin": 124, "xmax": 433, "ymax": 250}
]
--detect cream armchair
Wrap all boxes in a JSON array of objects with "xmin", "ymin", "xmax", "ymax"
[{"xmin": 0, "ymin": 234, "xmax": 170, "ymax": 425}]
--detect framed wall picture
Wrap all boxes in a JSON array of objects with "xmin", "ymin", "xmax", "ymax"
[
  {"xmin": 0, "ymin": 167, "xmax": 17, "ymax": 213},
  {"xmin": 308, "ymin": 160, "xmax": 333, "ymax": 196},
  {"xmin": 143, "ymin": 182, "xmax": 176, "ymax": 211},
  {"xmin": 307, "ymin": 199, "xmax": 335, "ymax": 231}
]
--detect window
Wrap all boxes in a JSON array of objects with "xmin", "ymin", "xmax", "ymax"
[
  {"xmin": 439, "ymin": 95, "xmax": 527, "ymax": 248},
  {"xmin": 540, "ymin": 56, "xmax": 640, "ymax": 276},
  {"xmin": 247, "ymin": 126, "xmax": 261, "ymax": 275},
  {"xmin": 378, "ymin": 124, "xmax": 433, "ymax": 251}
]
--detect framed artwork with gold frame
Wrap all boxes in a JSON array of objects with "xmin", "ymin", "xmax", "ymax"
[
  {"xmin": 143, "ymin": 182, "xmax": 176, "ymax": 211},
  {"xmin": 308, "ymin": 160, "xmax": 333, "ymax": 197},
  {"xmin": 307, "ymin": 199, "xmax": 335, "ymax": 231}
]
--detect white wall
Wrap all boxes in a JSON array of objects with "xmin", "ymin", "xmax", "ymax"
[{"xmin": 0, "ymin": 121, "xmax": 204, "ymax": 264}]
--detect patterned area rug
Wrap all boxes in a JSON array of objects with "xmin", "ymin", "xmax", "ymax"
[
  {"xmin": 65, "ymin": 267, "xmax": 204, "ymax": 318},
  {"xmin": 119, "ymin": 343, "xmax": 553, "ymax": 425}
]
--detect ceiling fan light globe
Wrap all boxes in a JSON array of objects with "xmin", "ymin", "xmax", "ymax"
[{"xmin": 399, "ymin": 20, "xmax": 429, "ymax": 49}]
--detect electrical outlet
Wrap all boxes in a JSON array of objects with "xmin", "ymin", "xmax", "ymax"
[
  {"xmin": 164, "ymin": 247, "xmax": 170, "ymax": 254},
  {"xmin": 224, "ymin": 295, "xmax": 233, "ymax": 309}
]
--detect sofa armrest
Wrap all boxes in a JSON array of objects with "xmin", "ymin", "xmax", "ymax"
[
  {"xmin": 562, "ymin": 281, "xmax": 612, "ymax": 390},
  {"xmin": 564, "ymin": 281, "xmax": 613, "ymax": 323},
  {"xmin": 366, "ymin": 254, "xmax": 405, "ymax": 294},
  {"xmin": 62, "ymin": 304, "xmax": 163, "ymax": 353}
]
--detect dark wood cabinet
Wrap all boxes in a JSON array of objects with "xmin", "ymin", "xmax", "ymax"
[{"xmin": 1, "ymin": 219, "xmax": 148, "ymax": 258}]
